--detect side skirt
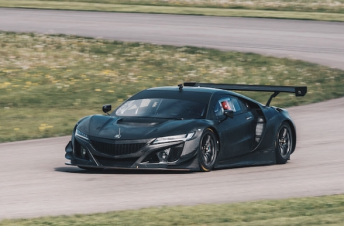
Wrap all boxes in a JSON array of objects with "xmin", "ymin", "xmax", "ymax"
[{"xmin": 214, "ymin": 149, "xmax": 276, "ymax": 169}]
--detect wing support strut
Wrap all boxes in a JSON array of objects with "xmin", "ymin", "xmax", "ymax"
[{"xmin": 266, "ymin": 91, "xmax": 280, "ymax": 107}]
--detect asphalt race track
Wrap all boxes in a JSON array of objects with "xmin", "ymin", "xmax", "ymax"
[
  {"xmin": 0, "ymin": 8, "xmax": 344, "ymax": 219},
  {"xmin": 0, "ymin": 8, "xmax": 344, "ymax": 70}
]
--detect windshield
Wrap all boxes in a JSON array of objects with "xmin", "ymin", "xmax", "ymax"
[{"xmin": 114, "ymin": 98, "xmax": 207, "ymax": 119}]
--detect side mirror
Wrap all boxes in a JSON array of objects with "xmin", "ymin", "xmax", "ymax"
[
  {"xmin": 102, "ymin": 104, "xmax": 112, "ymax": 114},
  {"xmin": 224, "ymin": 110, "xmax": 234, "ymax": 119}
]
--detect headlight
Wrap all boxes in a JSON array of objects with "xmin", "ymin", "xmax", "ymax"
[
  {"xmin": 76, "ymin": 129, "xmax": 89, "ymax": 140},
  {"xmin": 153, "ymin": 132, "xmax": 195, "ymax": 144}
]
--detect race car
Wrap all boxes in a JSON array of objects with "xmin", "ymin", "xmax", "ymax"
[{"xmin": 65, "ymin": 83, "xmax": 307, "ymax": 172}]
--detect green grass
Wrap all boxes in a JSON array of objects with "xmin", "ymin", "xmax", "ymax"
[
  {"xmin": 1, "ymin": 0, "xmax": 344, "ymax": 22},
  {"xmin": 1, "ymin": 194, "xmax": 344, "ymax": 225},
  {"xmin": 0, "ymin": 32, "xmax": 343, "ymax": 142}
]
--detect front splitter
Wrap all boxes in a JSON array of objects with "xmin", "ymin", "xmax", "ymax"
[{"xmin": 65, "ymin": 162, "xmax": 191, "ymax": 172}]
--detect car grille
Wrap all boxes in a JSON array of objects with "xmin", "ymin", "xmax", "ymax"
[{"xmin": 90, "ymin": 140, "xmax": 146, "ymax": 156}]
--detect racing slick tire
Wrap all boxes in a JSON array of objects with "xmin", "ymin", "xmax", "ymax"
[
  {"xmin": 275, "ymin": 122, "xmax": 293, "ymax": 164},
  {"xmin": 198, "ymin": 128, "xmax": 218, "ymax": 172}
]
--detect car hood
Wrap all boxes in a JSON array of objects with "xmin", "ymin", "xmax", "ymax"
[{"xmin": 77, "ymin": 115, "xmax": 205, "ymax": 140}]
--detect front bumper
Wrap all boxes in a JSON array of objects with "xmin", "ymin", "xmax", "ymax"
[{"xmin": 65, "ymin": 135, "xmax": 200, "ymax": 171}]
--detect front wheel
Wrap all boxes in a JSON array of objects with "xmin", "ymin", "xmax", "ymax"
[
  {"xmin": 198, "ymin": 128, "xmax": 218, "ymax": 172},
  {"xmin": 275, "ymin": 122, "xmax": 293, "ymax": 164}
]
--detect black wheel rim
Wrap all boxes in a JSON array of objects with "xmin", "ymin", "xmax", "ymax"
[
  {"xmin": 278, "ymin": 127, "xmax": 291, "ymax": 158},
  {"xmin": 201, "ymin": 134, "xmax": 215, "ymax": 166}
]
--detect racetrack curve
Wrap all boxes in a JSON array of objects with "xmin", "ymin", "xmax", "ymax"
[
  {"xmin": 1, "ymin": 8, "xmax": 344, "ymax": 70},
  {"xmin": 0, "ymin": 8, "xmax": 344, "ymax": 220}
]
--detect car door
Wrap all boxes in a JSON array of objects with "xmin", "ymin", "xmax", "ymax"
[
  {"xmin": 214, "ymin": 95, "xmax": 255, "ymax": 160},
  {"xmin": 230, "ymin": 98, "xmax": 256, "ymax": 157}
]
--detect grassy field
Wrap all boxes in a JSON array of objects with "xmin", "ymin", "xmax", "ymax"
[
  {"xmin": 1, "ymin": 0, "xmax": 344, "ymax": 22},
  {"xmin": 0, "ymin": 32, "xmax": 343, "ymax": 142},
  {"xmin": 1, "ymin": 194, "xmax": 344, "ymax": 225}
]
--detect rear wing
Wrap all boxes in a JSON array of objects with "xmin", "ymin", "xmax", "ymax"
[{"xmin": 183, "ymin": 82, "xmax": 307, "ymax": 106}]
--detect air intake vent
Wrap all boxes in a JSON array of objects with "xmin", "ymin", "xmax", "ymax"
[
  {"xmin": 74, "ymin": 140, "xmax": 90, "ymax": 160},
  {"xmin": 255, "ymin": 117, "xmax": 265, "ymax": 142},
  {"xmin": 90, "ymin": 140, "xmax": 146, "ymax": 156},
  {"xmin": 168, "ymin": 144, "xmax": 184, "ymax": 162},
  {"xmin": 94, "ymin": 155, "xmax": 139, "ymax": 167}
]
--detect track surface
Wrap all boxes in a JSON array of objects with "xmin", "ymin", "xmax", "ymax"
[
  {"xmin": 0, "ymin": 8, "xmax": 344, "ymax": 219},
  {"xmin": 0, "ymin": 8, "xmax": 344, "ymax": 69}
]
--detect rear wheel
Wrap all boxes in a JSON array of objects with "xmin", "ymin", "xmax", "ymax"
[
  {"xmin": 275, "ymin": 122, "xmax": 293, "ymax": 164},
  {"xmin": 198, "ymin": 128, "xmax": 218, "ymax": 172}
]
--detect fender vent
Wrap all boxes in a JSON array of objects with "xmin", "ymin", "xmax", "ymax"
[{"xmin": 255, "ymin": 117, "xmax": 265, "ymax": 142}]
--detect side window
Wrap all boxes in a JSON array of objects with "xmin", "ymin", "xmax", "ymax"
[
  {"xmin": 238, "ymin": 99, "xmax": 249, "ymax": 113},
  {"xmin": 214, "ymin": 97, "xmax": 241, "ymax": 117},
  {"xmin": 231, "ymin": 98, "xmax": 241, "ymax": 113}
]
